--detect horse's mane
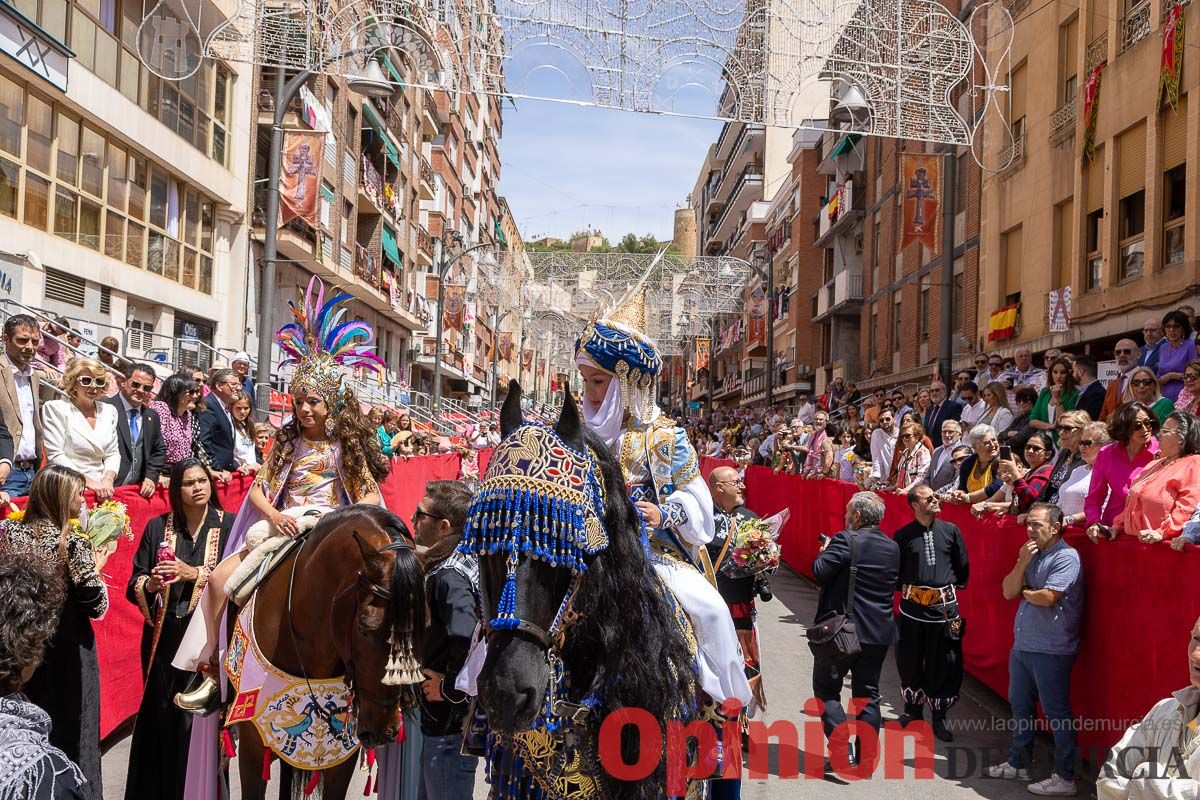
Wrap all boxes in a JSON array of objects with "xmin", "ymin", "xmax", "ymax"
[{"xmin": 562, "ymin": 427, "xmax": 700, "ymax": 800}]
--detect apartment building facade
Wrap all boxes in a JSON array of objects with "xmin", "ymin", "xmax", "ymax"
[
  {"xmin": 978, "ymin": 0, "xmax": 1198, "ymax": 360},
  {"xmin": 0, "ymin": 0, "xmax": 253, "ymax": 369}
]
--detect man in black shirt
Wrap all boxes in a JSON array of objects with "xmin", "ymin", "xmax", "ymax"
[
  {"xmin": 893, "ymin": 485, "xmax": 970, "ymax": 742},
  {"xmin": 411, "ymin": 480, "xmax": 479, "ymax": 798}
]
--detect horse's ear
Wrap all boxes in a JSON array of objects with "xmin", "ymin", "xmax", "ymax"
[
  {"xmin": 352, "ymin": 530, "xmax": 387, "ymax": 580},
  {"xmin": 500, "ymin": 380, "xmax": 523, "ymax": 439},
  {"xmin": 555, "ymin": 391, "xmax": 585, "ymax": 451}
]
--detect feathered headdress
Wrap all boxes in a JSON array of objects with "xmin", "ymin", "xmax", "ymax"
[{"xmin": 276, "ymin": 276, "xmax": 385, "ymax": 407}]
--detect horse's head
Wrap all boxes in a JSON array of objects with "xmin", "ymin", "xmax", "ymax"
[
  {"xmin": 462, "ymin": 381, "xmax": 625, "ymax": 732},
  {"xmin": 332, "ymin": 507, "xmax": 425, "ymax": 748}
]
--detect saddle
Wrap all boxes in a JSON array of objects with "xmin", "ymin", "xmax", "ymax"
[{"xmin": 225, "ymin": 506, "xmax": 328, "ymax": 607}]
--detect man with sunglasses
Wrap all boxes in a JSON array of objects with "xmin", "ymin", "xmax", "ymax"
[
  {"xmin": 410, "ymin": 480, "xmax": 480, "ymax": 799},
  {"xmin": 102, "ymin": 362, "xmax": 166, "ymax": 499},
  {"xmin": 1100, "ymin": 339, "xmax": 1142, "ymax": 421}
]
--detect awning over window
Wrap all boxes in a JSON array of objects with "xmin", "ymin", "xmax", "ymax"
[
  {"xmin": 382, "ymin": 226, "xmax": 401, "ymax": 266},
  {"xmin": 362, "ymin": 101, "xmax": 386, "ymax": 136},
  {"xmin": 385, "ymin": 140, "xmax": 400, "ymax": 169},
  {"xmin": 828, "ymin": 133, "xmax": 862, "ymax": 159}
]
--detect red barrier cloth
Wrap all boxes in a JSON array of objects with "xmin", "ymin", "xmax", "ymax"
[
  {"xmin": 746, "ymin": 475, "xmax": 1200, "ymax": 750},
  {"xmin": 377, "ymin": 453, "xmax": 463, "ymax": 523},
  {"xmin": 698, "ymin": 457, "xmax": 735, "ymax": 480},
  {"xmin": 477, "ymin": 448, "xmax": 493, "ymax": 479}
]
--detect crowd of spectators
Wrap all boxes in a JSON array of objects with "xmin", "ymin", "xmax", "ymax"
[{"xmin": 683, "ymin": 302, "xmax": 1200, "ymax": 547}]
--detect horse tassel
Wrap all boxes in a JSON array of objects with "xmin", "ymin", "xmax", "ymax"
[
  {"xmin": 382, "ymin": 632, "xmax": 424, "ymax": 686},
  {"xmin": 220, "ymin": 729, "xmax": 236, "ymax": 759},
  {"xmin": 261, "ymin": 750, "xmax": 273, "ymax": 782},
  {"xmin": 303, "ymin": 771, "xmax": 321, "ymax": 796}
]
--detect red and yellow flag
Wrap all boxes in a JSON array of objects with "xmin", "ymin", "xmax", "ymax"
[{"xmin": 987, "ymin": 303, "xmax": 1020, "ymax": 342}]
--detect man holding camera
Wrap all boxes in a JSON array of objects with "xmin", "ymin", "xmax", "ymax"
[
  {"xmin": 894, "ymin": 485, "xmax": 970, "ymax": 742},
  {"xmin": 707, "ymin": 466, "xmax": 771, "ymax": 710}
]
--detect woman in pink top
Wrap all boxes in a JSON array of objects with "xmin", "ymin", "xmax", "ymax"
[
  {"xmin": 1110, "ymin": 411, "xmax": 1200, "ymax": 543},
  {"xmin": 1085, "ymin": 401, "xmax": 1159, "ymax": 539}
]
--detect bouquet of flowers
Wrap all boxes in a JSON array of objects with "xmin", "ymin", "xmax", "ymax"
[
  {"xmin": 82, "ymin": 500, "xmax": 133, "ymax": 551},
  {"xmin": 722, "ymin": 509, "xmax": 787, "ymax": 578}
]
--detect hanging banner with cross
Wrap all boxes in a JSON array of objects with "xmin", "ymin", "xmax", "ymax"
[
  {"xmin": 900, "ymin": 153, "xmax": 942, "ymax": 255},
  {"xmin": 498, "ymin": 331, "xmax": 513, "ymax": 362},
  {"xmin": 1160, "ymin": 2, "xmax": 1186, "ymax": 112},
  {"xmin": 695, "ymin": 338, "xmax": 711, "ymax": 372},
  {"xmin": 443, "ymin": 285, "xmax": 466, "ymax": 332},
  {"xmin": 279, "ymin": 131, "xmax": 326, "ymax": 227}
]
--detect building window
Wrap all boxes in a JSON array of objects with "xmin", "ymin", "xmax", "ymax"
[
  {"xmin": 1086, "ymin": 209, "xmax": 1103, "ymax": 290},
  {"xmin": 869, "ymin": 304, "xmax": 878, "ymax": 373},
  {"xmin": 1164, "ymin": 164, "xmax": 1186, "ymax": 265},
  {"xmin": 918, "ymin": 277, "xmax": 930, "ymax": 342},
  {"xmin": 954, "ymin": 152, "xmax": 967, "ymax": 213},
  {"xmin": 1054, "ymin": 199, "xmax": 1074, "ymax": 289},
  {"xmin": 1059, "ymin": 17, "xmax": 1079, "ymax": 106},
  {"xmin": 891, "ymin": 291, "xmax": 902, "ymax": 352},
  {"xmin": 952, "ymin": 265, "xmax": 964, "ymax": 335},
  {"xmin": 1118, "ymin": 190, "xmax": 1145, "ymax": 281}
]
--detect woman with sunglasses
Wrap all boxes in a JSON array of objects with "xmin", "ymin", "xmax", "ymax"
[
  {"xmin": 1156, "ymin": 310, "xmax": 1194, "ymax": 402},
  {"xmin": 1173, "ymin": 360, "xmax": 1200, "ymax": 415},
  {"xmin": 1085, "ymin": 401, "xmax": 1160, "ymax": 539},
  {"xmin": 1129, "ymin": 365, "xmax": 1175, "ymax": 422},
  {"xmin": 1051, "ymin": 421, "xmax": 1112, "ymax": 527},
  {"xmin": 1102, "ymin": 412, "xmax": 1200, "ymax": 543},
  {"xmin": 1038, "ymin": 410, "xmax": 1092, "ymax": 505},
  {"xmin": 885, "ymin": 420, "xmax": 932, "ymax": 494},
  {"xmin": 41, "ymin": 357, "xmax": 120, "ymax": 500},
  {"xmin": 971, "ymin": 431, "xmax": 1055, "ymax": 518},
  {"xmin": 149, "ymin": 373, "xmax": 214, "ymax": 476}
]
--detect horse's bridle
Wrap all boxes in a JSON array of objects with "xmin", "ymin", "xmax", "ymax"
[{"xmin": 288, "ymin": 534, "xmax": 413, "ymax": 721}]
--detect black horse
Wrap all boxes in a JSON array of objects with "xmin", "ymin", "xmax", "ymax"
[{"xmin": 475, "ymin": 381, "xmax": 700, "ymax": 800}]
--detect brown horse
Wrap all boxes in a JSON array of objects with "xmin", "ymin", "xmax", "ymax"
[{"xmin": 234, "ymin": 504, "xmax": 425, "ymax": 800}]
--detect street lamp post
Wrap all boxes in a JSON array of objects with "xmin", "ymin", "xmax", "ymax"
[
  {"xmin": 254, "ymin": 62, "xmax": 391, "ymax": 421},
  {"xmin": 430, "ymin": 234, "xmax": 497, "ymax": 428}
]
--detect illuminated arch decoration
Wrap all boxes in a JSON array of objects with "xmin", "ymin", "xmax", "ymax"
[{"xmin": 141, "ymin": 0, "xmax": 1011, "ymax": 145}]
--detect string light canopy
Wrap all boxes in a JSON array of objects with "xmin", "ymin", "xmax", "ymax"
[{"xmin": 138, "ymin": 0, "xmax": 1012, "ymax": 146}]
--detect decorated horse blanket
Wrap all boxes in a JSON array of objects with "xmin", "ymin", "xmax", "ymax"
[{"xmin": 223, "ymin": 596, "xmax": 359, "ymax": 771}]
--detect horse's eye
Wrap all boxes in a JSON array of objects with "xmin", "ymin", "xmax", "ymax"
[{"xmin": 359, "ymin": 606, "xmax": 386, "ymax": 633}]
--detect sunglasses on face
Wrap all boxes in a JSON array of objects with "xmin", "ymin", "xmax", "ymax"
[
  {"xmin": 1131, "ymin": 378, "xmax": 1157, "ymax": 387},
  {"xmin": 1057, "ymin": 425, "xmax": 1079, "ymax": 433},
  {"xmin": 1186, "ymin": 373, "xmax": 1200, "ymax": 381},
  {"xmin": 128, "ymin": 379, "xmax": 153, "ymax": 391},
  {"xmin": 989, "ymin": 361, "xmax": 1004, "ymax": 368},
  {"xmin": 1025, "ymin": 444, "xmax": 1045, "ymax": 453},
  {"xmin": 1135, "ymin": 418, "xmax": 1155, "ymax": 430},
  {"xmin": 1080, "ymin": 439, "xmax": 1097, "ymax": 447},
  {"xmin": 1115, "ymin": 349, "xmax": 1137, "ymax": 355},
  {"xmin": 77, "ymin": 376, "xmax": 107, "ymax": 388},
  {"xmin": 411, "ymin": 509, "xmax": 441, "ymax": 524}
]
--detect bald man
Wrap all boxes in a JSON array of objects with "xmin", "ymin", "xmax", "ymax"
[
  {"xmin": 1101, "ymin": 338, "xmax": 1142, "ymax": 422},
  {"xmin": 1138, "ymin": 319, "xmax": 1163, "ymax": 369},
  {"xmin": 706, "ymin": 466, "xmax": 768, "ymax": 709}
]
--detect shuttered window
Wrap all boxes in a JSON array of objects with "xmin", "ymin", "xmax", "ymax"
[
  {"xmin": 1056, "ymin": 199, "xmax": 1074, "ymax": 288},
  {"xmin": 1004, "ymin": 226, "xmax": 1023, "ymax": 297},
  {"xmin": 1118, "ymin": 122, "xmax": 1146, "ymax": 199},
  {"xmin": 1009, "ymin": 64, "xmax": 1027, "ymax": 124},
  {"xmin": 1164, "ymin": 96, "xmax": 1188, "ymax": 169},
  {"xmin": 1061, "ymin": 17, "xmax": 1079, "ymax": 102},
  {"xmin": 1086, "ymin": 144, "xmax": 1106, "ymax": 211},
  {"xmin": 1088, "ymin": 0, "xmax": 1107, "ymax": 43}
]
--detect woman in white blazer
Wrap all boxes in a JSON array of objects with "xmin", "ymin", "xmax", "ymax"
[{"xmin": 41, "ymin": 357, "xmax": 119, "ymax": 500}]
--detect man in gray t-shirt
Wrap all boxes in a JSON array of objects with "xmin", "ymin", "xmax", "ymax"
[{"xmin": 987, "ymin": 503, "xmax": 1083, "ymax": 797}]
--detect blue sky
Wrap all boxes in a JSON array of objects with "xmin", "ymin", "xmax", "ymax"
[{"xmin": 498, "ymin": 100, "xmax": 723, "ymax": 242}]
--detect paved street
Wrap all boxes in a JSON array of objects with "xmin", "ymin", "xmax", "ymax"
[{"xmin": 103, "ymin": 566, "xmax": 1088, "ymax": 799}]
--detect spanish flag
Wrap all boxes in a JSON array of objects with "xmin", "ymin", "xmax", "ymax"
[{"xmin": 987, "ymin": 303, "xmax": 1019, "ymax": 342}]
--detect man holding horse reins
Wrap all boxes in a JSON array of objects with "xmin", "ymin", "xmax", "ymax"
[{"xmin": 575, "ymin": 284, "xmax": 754, "ymax": 795}]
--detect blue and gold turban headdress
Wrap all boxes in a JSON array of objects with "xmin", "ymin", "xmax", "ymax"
[
  {"xmin": 276, "ymin": 276, "xmax": 386, "ymax": 408},
  {"xmin": 574, "ymin": 285, "xmax": 663, "ymax": 423}
]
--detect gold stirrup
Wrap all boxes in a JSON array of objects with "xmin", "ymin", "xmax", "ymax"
[{"xmin": 174, "ymin": 674, "xmax": 219, "ymax": 713}]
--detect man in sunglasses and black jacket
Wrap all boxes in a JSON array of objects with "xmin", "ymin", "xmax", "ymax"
[{"xmin": 102, "ymin": 361, "xmax": 166, "ymax": 499}]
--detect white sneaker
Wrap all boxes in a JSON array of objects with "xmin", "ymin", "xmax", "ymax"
[
  {"xmin": 1028, "ymin": 775, "xmax": 1077, "ymax": 796},
  {"xmin": 986, "ymin": 762, "xmax": 1031, "ymax": 781}
]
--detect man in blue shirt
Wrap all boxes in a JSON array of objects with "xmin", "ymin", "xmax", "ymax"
[{"xmin": 988, "ymin": 503, "xmax": 1083, "ymax": 796}]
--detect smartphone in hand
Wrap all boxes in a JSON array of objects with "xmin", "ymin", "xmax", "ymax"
[{"xmin": 999, "ymin": 445, "xmax": 1012, "ymax": 461}]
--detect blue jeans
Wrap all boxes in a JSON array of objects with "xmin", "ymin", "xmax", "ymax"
[
  {"xmin": 2, "ymin": 465, "xmax": 35, "ymax": 498},
  {"xmin": 418, "ymin": 733, "xmax": 478, "ymax": 800},
  {"xmin": 1007, "ymin": 649, "xmax": 1077, "ymax": 780}
]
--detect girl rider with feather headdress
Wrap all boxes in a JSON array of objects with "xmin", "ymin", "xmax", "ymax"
[{"xmin": 171, "ymin": 277, "xmax": 388, "ymax": 719}]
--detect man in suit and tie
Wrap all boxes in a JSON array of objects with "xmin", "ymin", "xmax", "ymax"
[
  {"xmin": 1073, "ymin": 355, "xmax": 1105, "ymax": 422},
  {"xmin": 102, "ymin": 362, "xmax": 166, "ymax": 498},
  {"xmin": 199, "ymin": 368, "xmax": 241, "ymax": 476},
  {"xmin": 924, "ymin": 382, "xmax": 962, "ymax": 449},
  {"xmin": 812, "ymin": 491, "xmax": 901, "ymax": 767},
  {"xmin": 0, "ymin": 314, "xmax": 49, "ymax": 498},
  {"xmin": 1100, "ymin": 339, "xmax": 1141, "ymax": 422}
]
